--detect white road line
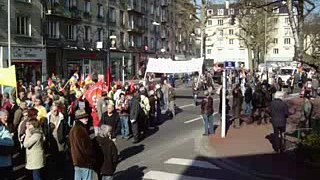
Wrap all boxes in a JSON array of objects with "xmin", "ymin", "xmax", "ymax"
[
  {"xmin": 184, "ymin": 116, "xmax": 202, "ymax": 124},
  {"xmin": 164, "ymin": 158, "xmax": 220, "ymax": 170},
  {"xmin": 143, "ymin": 171, "xmax": 217, "ymax": 180},
  {"xmin": 179, "ymin": 104, "xmax": 194, "ymax": 108}
]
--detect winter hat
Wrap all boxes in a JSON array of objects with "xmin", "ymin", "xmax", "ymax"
[{"xmin": 75, "ymin": 109, "xmax": 89, "ymax": 120}]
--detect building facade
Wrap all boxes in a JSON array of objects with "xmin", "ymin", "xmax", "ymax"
[
  {"xmin": 0, "ymin": 0, "xmax": 46, "ymax": 83},
  {"xmin": 205, "ymin": 2, "xmax": 295, "ymax": 69}
]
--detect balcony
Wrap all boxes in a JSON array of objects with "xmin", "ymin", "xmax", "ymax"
[
  {"xmin": 46, "ymin": 6, "xmax": 82, "ymax": 21},
  {"xmin": 127, "ymin": 0, "xmax": 143, "ymax": 14},
  {"xmin": 127, "ymin": 22, "xmax": 144, "ymax": 34},
  {"xmin": 161, "ymin": 0, "xmax": 168, "ymax": 6}
]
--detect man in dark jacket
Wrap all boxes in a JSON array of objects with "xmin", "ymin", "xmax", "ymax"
[
  {"xmin": 269, "ymin": 92, "xmax": 289, "ymax": 153},
  {"xmin": 69, "ymin": 109, "xmax": 96, "ymax": 180},
  {"xmin": 244, "ymin": 84, "xmax": 253, "ymax": 115},
  {"xmin": 252, "ymin": 84, "xmax": 266, "ymax": 125},
  {"xmin": 128, "ymin": 93, "xmax": 141, "ymax": 143},
  {"xmin": 100, "ymin": 105, "xmax": 119, "ymax": 140},
  {"xmin": 201, "ymin": 91, "xmax": 214, "ymax": 136},
  {"xmin": 95, "ymin": 125, "xmax": 118, "ymax": 180},
  {"xmin": 232, "ymin": 84, "xmax": 243, "ymax": 128},
  {"xmin": 148, "ymin": 90, "xmax": 157, "ymax": 127}
]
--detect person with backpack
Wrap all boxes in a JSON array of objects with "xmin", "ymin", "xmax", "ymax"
[{"xmin": 201, "ymin": 91, "xmax": 214, "ymax": 136}]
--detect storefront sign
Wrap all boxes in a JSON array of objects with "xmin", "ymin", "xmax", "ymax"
[{"xmin": 12, "ymin": 47, "xmax": 46, "ymax": 60}]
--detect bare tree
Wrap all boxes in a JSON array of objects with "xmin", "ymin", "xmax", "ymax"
[{"xmin": 304, "ymin": 14, "xmax": 320, "ymax": 58}]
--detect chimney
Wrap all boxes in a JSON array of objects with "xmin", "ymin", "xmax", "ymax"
[{"xmin": 226, "ymin": 0, "xmax": 230, "ymax": 9}]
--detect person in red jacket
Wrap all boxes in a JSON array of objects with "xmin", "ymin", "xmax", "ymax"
[{"xmin": 201, "ymin": 91, "xmax": 214, "ymax": 136}]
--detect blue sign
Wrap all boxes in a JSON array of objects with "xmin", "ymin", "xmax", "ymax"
[{"xmin": 224, "ymin": 61, "xmax": 235, "ymax": 70}]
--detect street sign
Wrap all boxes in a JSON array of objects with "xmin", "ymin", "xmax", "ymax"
[{"xmin": 224, "ymin": 61, "xmax": 235, "ymax": 70}]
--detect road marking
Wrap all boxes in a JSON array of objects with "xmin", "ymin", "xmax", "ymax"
[
  {"xmin": 184, "ymin": 113, "xmax": 218, "ymax": 124},
  {"xmin": 179, "ymin": 104, "xmax": 194, "ymax": 108},
  {"xmin": 143, "ymin": 171, "xmax": 217, "ymax": 180},
  {"xmin": 184, "ymin": 116, "xmax": 202, "ymax": 124},
  {"xmin": 164, "ymin": 158, "xmax": 220, "ymax": 170}
]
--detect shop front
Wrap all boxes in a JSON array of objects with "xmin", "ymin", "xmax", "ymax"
[
  {"xmin": 110, "ymin": 51, "xmax": 133, "ymax": 81},
  {"xmin": 63, "ymin": 49, "xmax": 107, "ymax": 80},
  {"xmin": 11, "ymin": 47, "xmax": 47, "ymax": 83}
]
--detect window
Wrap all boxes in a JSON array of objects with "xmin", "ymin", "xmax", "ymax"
[
  {"xmin": 284, "ymin": 38, "xmax": 291, "ymax": 44},
  {"xmin": 273, "ymin": 7, "xmax": 279, "ymax": 13},
  {"xmin": 273, "ymin": 48, "xmax": 279, "ymax": 54},
  {"xmin": 207, "ymin": 9, "xmax": 213, "ymax": 15},
  {"xmin": 273, "ymin": 38, "xmax": 278, "ymax": 44},
  {"xmin": 49, "ymin": 0, "xmax": 58, "ymax": 5},
  {"xmin": 120, "ymin": 10, "xmax": 125, "ymax": 26},
  {"xmin": 84, "ymin": 0, "xmax": 91, "ymax": 13},
  {"xmin": 97, "ymin": 4, "xmax": 103, "ymax": 17},
  {"xmin": 47, "ymin": 21, "xmax": 59, "ymax": 39},
  {"xmin": 240, "ymin": 40, "xmax": 245, "ymax": 47},
  {"xmin": 218, "ymin": 19, "xmax": 223, "ymax": 26},
  {"xmin": 219, "ymin": 30, "xmax": 223, "ymax": 36},
  {"xmin": 229, "ymin": 8, "xmax": 234, "ymax": 15},
  {"xmin": 84, "ymin": 26, "xmax": 91, "ymax": 41},
  {"xmin": 285, "ymin": 17, "xmax": 290, "ymax": 25},
  {"xmin": 150, "ymin": 3, "xmax": 154, "ymax": 14},
  {"xmin": 229, "ymin": 29, "xmax": 234, "ymax": 35},
  {"xmin": 98, "ymin": 28, "xmax": 103, "ymax": 41},
  {"xmin": 229, "ymin": 39, "xmax": 234, "ymax": 44},
  {"xmin": 207, "ymin": 20, "xmax": 212, "ymax": 26},
  {"xmin": 109, "ymin": 7, "xmax": 116, "ymax": 22},
  {"xmin": 120, "ymin": 32, "xmax": 125, "ymax": 47},
  {"xmin": 67, "ymin": 25, "xmax": 76, "ymax": 40},
  {"xmin": 273, "ymin": 28, "xmax": 278, "ymax": 34},
  {"xmin": 273, "ymin": 18, "xmax": 278, "ymax": 24},
  {"xmin": 207, "ymin": 49, "xmax": 212, "ymax": 54},
  {"xmin": 284, "ymin": 28, "xmax": 291, "ymax": 35},
  {"xmin": 66, "ymin": 0, "xmax": 76, "ymax": 9},
  {"xmin": 218, "ymin": 9, "xmax": 224, "ymax": 16},
  {"xmin": 150, "ymin": 38, "xmax": 154, "ymax": 49},
  {"xmin": 16, "ymin": 16, "xmax": 31, "ymax": 36}
]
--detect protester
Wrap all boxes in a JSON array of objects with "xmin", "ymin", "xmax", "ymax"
[
  {"xmin": 100, "ymin": 105, "xmax": 119, "ymax": 141},
  {"xmin": 69, "ymin": 109, "xmax": 96, "ymax": 180},
  {"xmin": 23, "ymin": 118, "xmax": 45, "ymax": 180},
  {"xmin": 300, "ymin": 93, "xmax": 313, "ymax": 129},
  {"xmin": 311, "ymin": 76, "xmax": 319, "ymax": 98},
  {"xmin": 128, "ymin": 93, "xmax": 141, "ymax": 143},
  {"xmin": 155, "ymin": 84, "xmax": 164, "ymax": 121},
  {"xmin": 115, "ymin": 93, "xmax": 130, "ymax": 139},
  {"xmin": 244, "ymin": 83, "xmax": 253, "ymax": 115},
  {"xmin": 269, "ymin": 91, "xmax": 289, "ymax": 153},
  {"xmin": 168, "ymin": 84, "xmax": 176, "ymax": 118},
  {"xmin": 13, "ymin": 101, "xmax": 27, "ymax": 130},
  {"xmin": 97, "ymin": 92, "xmax": 108, "ymax": 121},
  {"xmin": 0, "ymin": 110, "xmax": 14, "ymax": 133},
  {"xmin": 232, "ymin": 84, "xmax": 243, "ymax": 128},
  {"xmin": 0, "ymin": 116, "xmax": 14, "ymax": 180},
  {"xmin": 95, "ymin": 125, "xmax": 118, "ymax": 180},
  {"xmin": 140, "ymin": 89, "xmax": 150, "ymax": 132},
  {"xmin": 201, "ymin": 91, "xmax": 214, "ymax": 136},
  {"xmin": 192, "ymin": 77, "xmax": 199, "ymax": 105}
]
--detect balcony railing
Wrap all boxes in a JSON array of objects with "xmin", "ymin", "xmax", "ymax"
[{"xmin": 127, "ymin": 22, "xmax": 144, "ymax": 34}]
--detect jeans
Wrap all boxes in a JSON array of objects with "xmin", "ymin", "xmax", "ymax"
[
  {"xmin": 102, "ymin": 176, "xmax": 113, "ymax": 180},
  {"xmin": 202, "ymin": 114, "xmax": 214, "ymax": 135},
  {"xmin": 74, "ymin": 166, "xmax": 93, "ymax": 180},
  {"xmin": 32, "ymin": 169, "xmax": 42, "ymax": 180},
  {"xmin": 120, "ymin": 116, "xmax": 129, "ymax": 138},
  {"xmin": 244, "ymin": 102, "xmax": 252, "ymax": 115}
]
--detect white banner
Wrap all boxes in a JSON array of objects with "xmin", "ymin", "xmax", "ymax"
[{"xmin": 145, "ymin": 57, "xmax": 204, "ymax": 74}]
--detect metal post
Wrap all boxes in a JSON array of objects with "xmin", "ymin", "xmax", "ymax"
[
  {"xmin": 264, "ymin": 0, "xmax": 268, "ymax": 82},
  {"xmin": 221, "ymin": 69, "xmax": 226, "ymax": 138},
  {"xmin": 122, "ymin": 55, "xmax": 125, "ymax": 86},
  {"xmin": 8, "ymin": 0, "xmax": 11, "ymax": 66},
  {"xmin": 0, "ymin": 46, "xmax": 3, "ymax": 93},
  {"xmin": 106, "ymin": 0, "xmax": 110, "ymax": 72}
]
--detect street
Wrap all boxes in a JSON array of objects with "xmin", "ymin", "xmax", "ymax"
[{"xmin": 113, "ymin": 87, "xmax": 258, "ymax": 180}]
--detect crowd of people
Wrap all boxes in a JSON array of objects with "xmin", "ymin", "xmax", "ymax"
[{"xmin": 0, "ymin": 74, "xmax": 176, "ymax": 180}]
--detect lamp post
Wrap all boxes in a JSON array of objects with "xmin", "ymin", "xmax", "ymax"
[
  {"xmin": 152, "ymin": 21, "xmax": 160, "ymax": 56},
  {"xmin": 8, "ymin": 0, "xmax": 11, "ymax": 66}
]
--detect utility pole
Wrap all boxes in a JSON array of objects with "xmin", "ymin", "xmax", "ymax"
[
  {"xmin": 105, "ymin": 0, "xmax": 110, "ymax": 71},
  {"xmin": 8, "ymin": 0, "xmax": 11, "ymax": 67}
]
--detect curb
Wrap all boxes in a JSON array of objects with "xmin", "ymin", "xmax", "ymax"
[{"xmin": 197, "ymin": 136, "xmax": 294, "ymax": 180}]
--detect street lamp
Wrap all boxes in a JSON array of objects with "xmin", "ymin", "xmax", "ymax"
[{"xmin": 152, "ymin": 21, "xmax": 160, "ymax": 55}]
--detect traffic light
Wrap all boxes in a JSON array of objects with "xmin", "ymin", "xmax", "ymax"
[{"xmin": 230, "ymin": 15, "xmax": 236, "ymax": 25}]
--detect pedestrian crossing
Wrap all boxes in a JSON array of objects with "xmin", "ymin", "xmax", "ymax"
[{"xmin": 143, "ymin": 158, "xmax": 221, "ymax": 180}]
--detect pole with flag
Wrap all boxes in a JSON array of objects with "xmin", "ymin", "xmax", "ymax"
[{"xmin": 106, "ymin": 66, "xmax": 112, "ymax": 92}]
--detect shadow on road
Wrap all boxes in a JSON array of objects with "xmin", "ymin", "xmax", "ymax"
[
  {"xmin": 114, "ymin": 165, "xmax": 147, "ymax": 180},
  {"xmin": 119, "ymin": 144, "xmax": 145, "ymax": 162}
]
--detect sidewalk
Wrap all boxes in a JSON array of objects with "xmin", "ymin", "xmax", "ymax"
[{"xmin": 201, "ymin": 97, "xmax": 320, "ymax": 180}]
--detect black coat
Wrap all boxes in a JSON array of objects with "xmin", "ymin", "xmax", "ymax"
[
  {"xmin": 100, "ymin": 113, "xmax": 119, "ymax": 139},
  {"xmin": 244, "ymin": 87, "xmax": 253, "ymax": 103},
  {"xmin": 269, "ymin": 99, "xmax": 289, "ymax": 127},
  {"xmin": 94, "ymin": 136, "xmax": 118, "ymax": 176}
]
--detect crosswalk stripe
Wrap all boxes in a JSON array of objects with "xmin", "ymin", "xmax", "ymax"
[
  {"xmin": 164, "ymin": 158, "xmax": 220, "ymax": 170},
  {"xmin": 143, "ymin": 171, "xmax": 217, "ymax": 180},
  {"xmin": 184, "ymin": 116, "xmax": 202, "ymax": 124}
]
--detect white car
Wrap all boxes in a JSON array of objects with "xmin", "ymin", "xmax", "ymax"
[{"xmin": 278, "ymin": 67, "xmax": 297, "ymax": 86}]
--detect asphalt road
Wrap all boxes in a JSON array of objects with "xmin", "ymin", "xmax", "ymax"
[{"xmin": 113, "ymin": 87, "xmax": 259, "ymax": 180}]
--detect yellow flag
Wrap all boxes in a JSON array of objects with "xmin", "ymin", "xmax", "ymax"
[{"xmin": 0, "ymin": 65, "xmax": 17, "ymax": 87}]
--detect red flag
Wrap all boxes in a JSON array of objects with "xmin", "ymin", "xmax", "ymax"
[
  {"xmin": 84, "ymin": 82, "xmax": 108, "ymax": 108},
  {"xmin": 129, "ymin": 80, "xmax": 135, "ymax": 93},
  {"xmin": 106, "ymin": 66, "xmax": 113, "ymax": 91}
]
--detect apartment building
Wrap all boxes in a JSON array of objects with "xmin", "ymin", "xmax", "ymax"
[
  {"xmin": 205, "ymin": 2, "xmax": 295, "ymax": 69},
  {"xmin": 0, "ymin": 0, "xmax": 46, "ymax": 83}
]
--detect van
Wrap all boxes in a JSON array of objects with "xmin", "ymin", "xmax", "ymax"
[{"xmin": 278, "ymin": 66, "xmax": 297, "ymax": 86}]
